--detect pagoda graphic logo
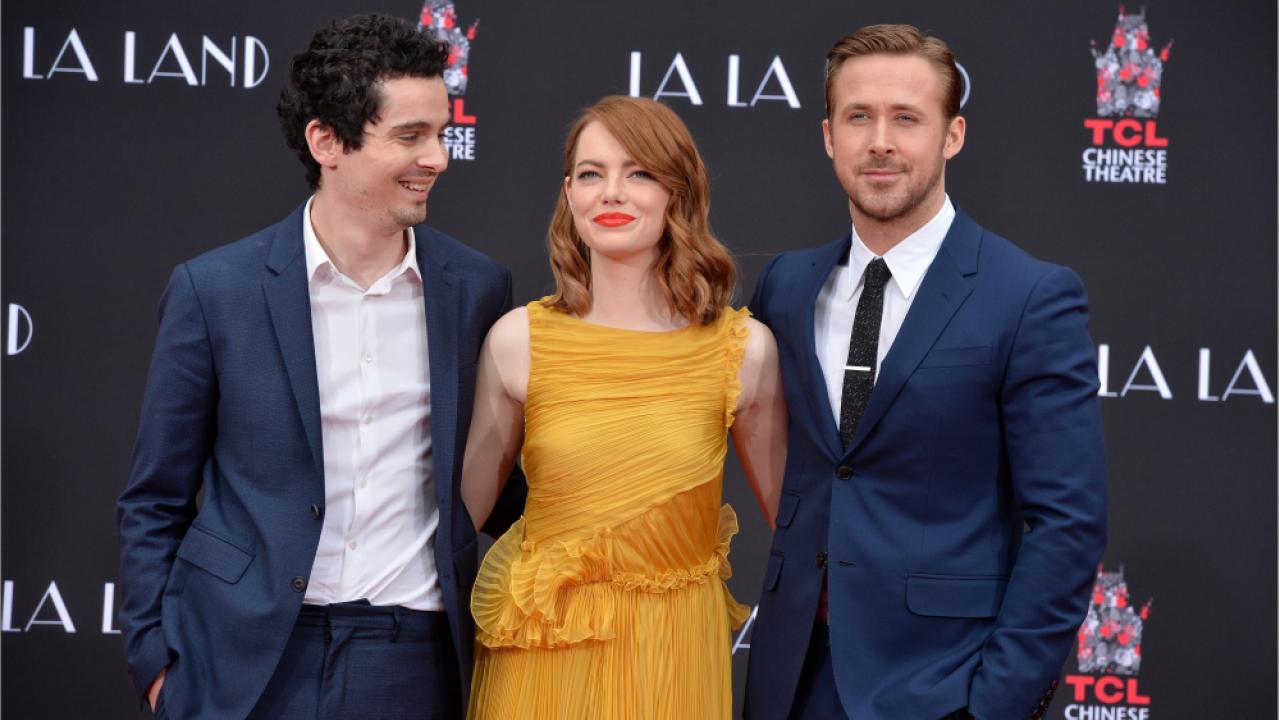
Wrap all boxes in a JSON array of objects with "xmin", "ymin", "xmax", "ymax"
[
  {"xmin": 418, "ymin": 0, "xmax": 479, "ymax": 160},
  {"xmin": 1077, "ymin": 565, "xmax": 1152, "ymax": 675},
  {"xmin": 1081, "ymin": 6, "xmax": 1173, "ymax": 185},
  {"xmin": 1091, "ymin": 6, "xmax": 1172, "ymax": 117}
]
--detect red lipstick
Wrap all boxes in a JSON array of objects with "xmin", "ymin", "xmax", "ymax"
[{"xmin": 592, "ymin": 212, "xmax": 636, "ymax": 227}]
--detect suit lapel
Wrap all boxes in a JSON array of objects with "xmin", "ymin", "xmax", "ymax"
[
  {"xmin": 799, "ymin": 234, "xmax": 851, "ymax": 460},
  {"xmin": 418, "ymin": 232, "xmax": 462, "ymax": 513},
  {"xmin": 262, "ymin": 205, "xmax": 325, "ymax": 480},
  {"xmin": 843, "ymin": 209, "xmax": 982, "ymax": 455}
]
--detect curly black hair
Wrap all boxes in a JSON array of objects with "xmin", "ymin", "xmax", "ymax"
[{"xmin": 278, "ymin": 14, "xmax": 449, "ymax": 189}]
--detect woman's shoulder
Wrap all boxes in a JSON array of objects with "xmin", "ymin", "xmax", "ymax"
[
  {"xmin": 735, "ymin": 312, "xmax": 777, "ymax": 374},
  {"xmin": 486, "ymin": 305, "xmax": 530, "ymax": 356},
  {"xmin": 717, "ymin": 307, "xmax": 771, "ymax": 343}
]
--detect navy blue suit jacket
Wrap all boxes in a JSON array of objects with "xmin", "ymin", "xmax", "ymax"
[
  {"xmin": 117, "ymin": 204, "xmax": 523, "ymax": 718},
  {"xmin": 744, "ymin": 208, "xmax": 1107, "ymax": 720}
]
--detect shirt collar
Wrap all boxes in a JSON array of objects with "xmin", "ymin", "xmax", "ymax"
[
  {"xmin": 838, "ymin": 195, "xmax": 955, "ymax": 302},
  {"xmin": 303, "ymin": 196, "xmax": 422, "ymax": 287}
]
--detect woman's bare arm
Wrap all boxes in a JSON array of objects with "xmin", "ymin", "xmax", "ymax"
[
  {"xmin": 731, "ymin": 317, "xmax": 788, "ymax": 529},
  {"xmin": 460, "ymin": 307, "xmax": 529, "ymax": 531}
]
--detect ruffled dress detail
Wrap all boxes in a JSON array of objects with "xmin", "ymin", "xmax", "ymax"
[{"xmin": 468, "ymin": 301, "xmax": 752, "ymax": 720}]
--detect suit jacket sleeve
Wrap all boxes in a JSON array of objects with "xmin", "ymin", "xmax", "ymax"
[
  {"xmin": 480, "ymin": 266, "xmax": 527, "ymax": 538},
  {"xmin": 969, "ymin": 266, "xmax": 1107, "ymax": 719},
  {"xmin": 116, "ymin": 264, "xmax": 216, "ymax": 703}
]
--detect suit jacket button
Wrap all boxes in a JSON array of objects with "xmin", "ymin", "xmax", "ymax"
[
  {"xmin": 836, "ymin": 465, "xmax": 853, "ymax": 480},
  {"xmin": 816, "ymin": 551, "xmax": 828, "ymax": 568},
  {"xmin": 291, "ymin": 576, "xmax": 306, "ymax": 592},
  {"xmin": 310, "ymin": 504, "xmax": 321, "ymax": 519}
]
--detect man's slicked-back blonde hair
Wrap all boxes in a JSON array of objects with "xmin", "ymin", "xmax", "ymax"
[{"xmin": 825, "ymin": 24, "xmax": 963, "ymax": 119}]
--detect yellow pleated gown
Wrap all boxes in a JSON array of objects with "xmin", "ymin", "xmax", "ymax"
[{"xmin": 468, "ymin": 300, "xmax": 751, "ymax": 720}]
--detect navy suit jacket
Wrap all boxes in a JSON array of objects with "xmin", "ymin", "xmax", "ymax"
[
  {"xmin": 117, "ymin": 203, "xmax": 524, "ymax": 718},
  {"xmin": 744, "ymin": 208, "xmax": 1106, "ymax": 720}
]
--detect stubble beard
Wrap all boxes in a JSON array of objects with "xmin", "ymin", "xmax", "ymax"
[
  {"xmin": 847, "ymin": 157, "xmax": 944, "ymax": 225},
  {"xmin": 389, "ymin": 202, "xmax": 429, "ymax": 230}
]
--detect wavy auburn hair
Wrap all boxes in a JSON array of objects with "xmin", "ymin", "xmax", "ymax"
[{"xmin": 542, "ymin": 96, "xmax": 736, "ymax": 326}]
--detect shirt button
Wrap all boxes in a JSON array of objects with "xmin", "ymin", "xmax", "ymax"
[
  {"xmin": 291, "ymin": 576, "xmax": 306, "ymax": 592},
  {"xmin": 359, "ymin": 477, "xmax": 368, "ymax": 489},
  {"xmin": 310, "ymin": 504, "xmax": 321, "ymax": 519},
  {"xmin": 363, "ymin": 353, "xmax": 373, "ymax": 365},
  {"xmin": 349, "ymin": 540, "xmax": 358, "ymax": 551},
  {"xmin": 363, "ymin": 415, "xmax": 373, "ymax": 425},
  {"xmin": 836, "ymin": 465, "xmax": 854, "ymax": 480}
]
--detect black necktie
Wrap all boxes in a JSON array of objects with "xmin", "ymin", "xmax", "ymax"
[{"xmin": 838, "ymin": 258, "xmax": 891, "ymax": 447}]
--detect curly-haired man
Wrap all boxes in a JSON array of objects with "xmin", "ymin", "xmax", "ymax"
[{"xmin": 118, "ymin": 14, "xmax": 524, "ymax": 719}]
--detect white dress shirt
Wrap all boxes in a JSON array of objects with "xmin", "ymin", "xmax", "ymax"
[
  {"xmin": 814, "ymin": 196, "xmax": 956, "ymax": 424},
  {"xmin": 301, "ymin": 197, "xmax": 442, "ymax": 610}
]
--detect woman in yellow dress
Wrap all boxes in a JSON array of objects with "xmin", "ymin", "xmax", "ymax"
[{"xmin": 460, "ymin": 96, "xmax": 787, "ymax": 719}]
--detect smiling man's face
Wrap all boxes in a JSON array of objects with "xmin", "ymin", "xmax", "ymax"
[
  {"xmin": 330, "ymin": 75, "xmax": 451, "ymax": 233},
  {"xmin": 823, "ymin": 54, "xmax": 964, "ymax": 230}
]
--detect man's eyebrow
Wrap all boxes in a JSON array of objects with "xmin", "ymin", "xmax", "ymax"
[
  {"xmin": 389, "ymin": 120, "xmax": 432, "ymax": 131},
  {"xmin": 838, "ymin": 101, "xmax": 927, "ymax": 113}
]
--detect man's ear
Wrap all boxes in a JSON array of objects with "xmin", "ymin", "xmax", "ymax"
[
  {"xmin": 305, "ymin": 120, "xmax": 342, "ymax": 170},
  {"xmin": 942, "ymin": 115, "xmax": 966, "ymax": 160}
]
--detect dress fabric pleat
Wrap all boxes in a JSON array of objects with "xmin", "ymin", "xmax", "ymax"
[{"xmin": 468, "ymin": 299, "xmax": 752, "ymax": 720}]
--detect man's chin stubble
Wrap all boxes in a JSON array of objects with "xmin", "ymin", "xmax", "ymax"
[{"xmin": 851, "ymin": 194, "xmax": 913, "ymax": 223}]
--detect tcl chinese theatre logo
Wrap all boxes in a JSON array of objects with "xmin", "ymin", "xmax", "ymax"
[
  {"xmin": 1063, "ymin": 565, "xmax": 1154, "ymax": 719},
  {"xmin": 1082, "ymin": 6, "xmax": 1173, "ymax": 185}
]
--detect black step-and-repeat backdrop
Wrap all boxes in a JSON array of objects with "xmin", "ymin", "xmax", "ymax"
[{"xmin": 4, "ymin": 0, "xmax": 1275, "ymax": 717}]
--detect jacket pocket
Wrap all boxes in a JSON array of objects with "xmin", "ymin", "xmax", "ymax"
[
  {"xmin": 175, "ymin": 524, "xmax": 253, "ymax": 584},
  {"xmin": 905, "ymin": 573, "xmax": 1009, "ymax": 618},
  {"xmin": 918, "ymin": 344, "xmax": 992, "ymax": 368}
]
